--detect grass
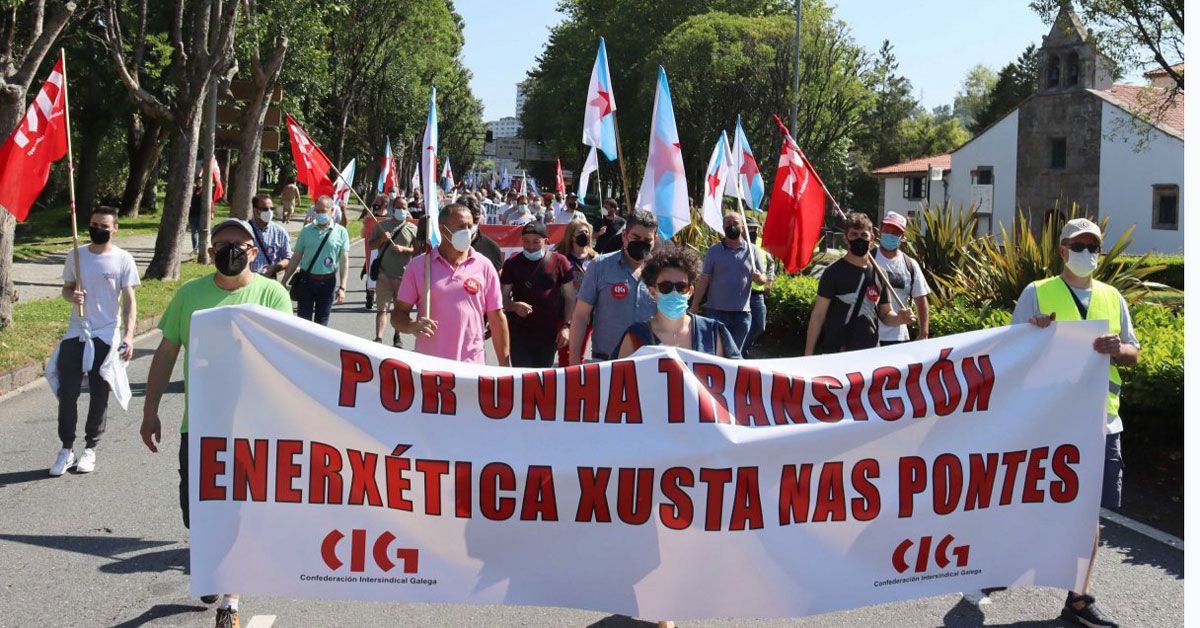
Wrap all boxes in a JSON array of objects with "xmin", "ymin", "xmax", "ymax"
[{"xmin": 0, "ymin": 262, "xmax": 212, "ymax": 373}]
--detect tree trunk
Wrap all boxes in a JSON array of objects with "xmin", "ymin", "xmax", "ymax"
[
  {"xmin": 144, "ymin": 105, "xmax": 205, "ymax": 281},
  {"xmin": 121, "ymin": 118, "xmax": 166, "ymax": 218},
  {"xmin": 142, "ymin": 152, "xmax": 162, "ymax": 213},
  {"xmin": 74, "ymin": 119, "xmax": 111, "ymax": 217},
  {"xmin": 0, "ymin": 90, "xmax": 26, "ymax": 328}
]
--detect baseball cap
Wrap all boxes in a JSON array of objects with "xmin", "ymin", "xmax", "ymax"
[
  {"xmin": 521, "ymin": 222, "xmax": 548, "ymax": 237},
  {"xmin": 211, "ymin": 218, "xmax": 256, "ymax": 241},
  {"xmin": 882, "ymin": 211, "xmax": 907, "ymax": 231},
  {"xmin": 1060, "ymin": 218, "xmax": 1103, "ymax": 243}
]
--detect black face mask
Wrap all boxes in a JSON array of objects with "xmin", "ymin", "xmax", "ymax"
[
  {"xmin": 567, "ymin": 201, "xmax": 578, "ymax": 209},
  {"xmin": 215, "ymin": 245, "xmax": 249, "ymax": 276},
  {"xmin": 724, "ymin": 224, "xmax": 742, "ymax": 240},
  {"xmin": 626, "ymin": 239, "xmax": 652, "ymax": 261},
  {"xmin": 88, "ymin": 227, "xmax": 112, "ymax": 245},
  {"xmin": 575, "ymin": 233, "xmax": 590, "ymax": 247},
  {"xmin": 848, "ymin": 237, "xmax": 870, "ymax": 257}
]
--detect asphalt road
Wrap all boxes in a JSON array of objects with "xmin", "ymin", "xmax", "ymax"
[{"xmin": 0, "ymin": 244, "xmax": 1183, "ymax": 627}]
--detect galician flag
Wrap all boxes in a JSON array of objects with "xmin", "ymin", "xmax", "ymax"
[
  {"xmin": 421, "ymin": 87, "xmax": 440, "ymax": 245},
  {"xmin": 333, "ymin": 158, "xmax": 356, "ymax": 208},
  {"xmin": 634, "ymin": 66, "xmax": 688, "ymax": 240},
  {"xmin": 377, "ymin": 137, "xmax": 396, "ymax": 194},
  {"xmin": 441, "ymin": 157, "xmax": 454, "ymax": 192},
  {"xmin": 725, "ymin": 115, "xmax": 765, "ymax": 209},
  {"xmin": 577, "ymin": 146, "xmax": 599, "ymax": 203},
  {"xmin": 582, "ymin": 38, "xmax": 618, "ymax": 161},
  {"xmin": 700, "ymin": 131, "xmax": 733, "ymax": 233}
]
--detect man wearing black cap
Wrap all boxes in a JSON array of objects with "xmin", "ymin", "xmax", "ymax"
[{"xmin": 500, "ymin": 221, "xmax": 576, "ymax": 367}]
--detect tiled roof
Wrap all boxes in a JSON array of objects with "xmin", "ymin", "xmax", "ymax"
[
  {"xmin": 1099, "ymin": 84, "xmax": 1184, "ymax": 138},
  {"xmin": 871, "ymin": 153, "xmax": 951, "ymax": 177},
  {"xmin": 1143, "ymin": 63, "xmax": 1184, "ymax": 78}
]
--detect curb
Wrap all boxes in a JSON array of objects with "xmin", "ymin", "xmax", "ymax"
[{"xmin": 0, "ymin": 314, "xmax": 162, "ymax": 399}]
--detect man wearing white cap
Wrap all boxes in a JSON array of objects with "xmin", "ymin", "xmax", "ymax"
[
  {"xmin": 873, "ymin": 211, "xmax": 930, "ymax": 344},
  {"xmin": 999, "ymin": 217, "xmax": 1137, "ymax": 627}
]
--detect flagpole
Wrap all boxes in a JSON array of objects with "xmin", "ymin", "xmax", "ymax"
[
  {"xmin": 423, "ymin": 215, "xmax": 432, "ymax": 319},
  {"xmin": 610, "ymin": 111, "xmax": 635, "ymax": 217},
  {"xmin": 59, "ymin": 49, "xmax": 84, "ymax": 318},
  {"xmin": 732, "ymin": 169, "xmax": 760, "ymax": 274}
]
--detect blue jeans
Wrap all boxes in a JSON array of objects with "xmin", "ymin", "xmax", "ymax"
[
  {"xmin": 188, "ymin": 213, "xmax": 201, "ymax": 252},
  {"xmin": 705, "ymin": 308, "xmax": 751, "ymax": 354},
  {"xmin": 295, "ymin": 275, "xmax": 337, "ymax": 326},
  {"xmin": 747, "ymin": 292, "xmax": 767, "ymax": 352}
]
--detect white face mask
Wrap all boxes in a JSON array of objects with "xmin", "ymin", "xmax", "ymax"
[
  {"xmin": 1065, "ymin": 249, "xmax": 1099, "ymax": 277},
  {"xmin": 258, "ymin": 209, "xmax": 273, "ymax": 223},
  {"xmin": 446, "ymin": 227, "xmax": 472, "ymax": 253}
]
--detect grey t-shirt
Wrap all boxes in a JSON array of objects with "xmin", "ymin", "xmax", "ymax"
[{"xmin": 701, "ymin": 240, "xmax": 755, "ymax": 312}]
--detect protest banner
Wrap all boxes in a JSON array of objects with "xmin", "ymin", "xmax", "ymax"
[
  {"xmin": 478, "ymin": 223, "xmax": 568, "ymax": 260},
  {"xmin": 187, "ymin": 305, "xmax": 1108, "ymax": 620}
]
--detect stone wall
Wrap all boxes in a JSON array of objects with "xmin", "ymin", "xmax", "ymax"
[{"xmin": 1015, "ymin": 91, "xmax": 1103, "ymax": 234}]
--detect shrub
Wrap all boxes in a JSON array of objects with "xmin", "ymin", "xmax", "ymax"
[
  {"xmin": 927, "ymin": 299, "xmax": 1011, "ymax": 336},
  {"xmin": 763, "ymin": 274, "xmax": 818, "ymax": 352},
  {"xmin": 1118, "ymin": 303, "xmax": 1184, "ymax": 440},
  {"xmin": 1120, "ymin": 254, "xmax": 1183, "ymax": 290},
  {"xmin": 904, "ymin": 202, "xmax": 980, "ymax": 303}
]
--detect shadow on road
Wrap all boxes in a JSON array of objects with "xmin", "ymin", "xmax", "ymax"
[
  {"xmin": 99, "ymin": 547, "xmax": 189, "ymax": 575},
  {"xmin": 0, "ymin": 468, "xmax": 51, "ymax": 488},
  {"xmin": 129, "ymin": 380, "xmax": 184, "ymax": 397},
  {"xmin": 109, "ymin": 603, "xmax": 207, "ymax": 628},
  {"xmin": 1101, "ymin": 521, "xmax": 1184, "ymax": 579},
  {"xmin": 0, "ymin": 533, "xmax": 181, "ymax": 575},
  {"xmin": 586, "ymin": 616, "xmax": 658, "ymax": 627},
  {"xmin": 939, "ymin": 597, "xmax": 1072, "ymax": 627}
]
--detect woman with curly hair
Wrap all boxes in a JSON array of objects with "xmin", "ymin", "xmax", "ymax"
[{"xmin": 614, "ymin": 245, "xmax": 741, "ymax": 359}]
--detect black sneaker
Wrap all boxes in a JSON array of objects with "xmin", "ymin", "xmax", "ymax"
[
  {"xmin": 215, "ymin": 606, "xmax": 239, "ymax": 628},
  {"xmin": 393, "ymin": 332, "xmax": 403, "ymax": 348},
  {"xmin": 1062, "ymin": 593, "xmax": 1119, "ymax": 627},
  {"xmin": 365, "ymin": 290, "xmax": 374, "ymax": 310},
  {"xmin": 200, "ymin": 594, "xmax": 219, "ymax": 604}
]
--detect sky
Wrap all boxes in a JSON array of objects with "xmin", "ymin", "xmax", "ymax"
[{"xmin": 457, "ymin": 1, "xmax": 1053, "ymax": 122}]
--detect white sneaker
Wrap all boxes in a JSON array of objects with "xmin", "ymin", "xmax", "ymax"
[
  {"xmin": 76, "ymin": 448, "xmax": 96, "ymax": 473},
  {"xmin": 49, "ymin": 449, "xmax": 75, "ymax": 476}
]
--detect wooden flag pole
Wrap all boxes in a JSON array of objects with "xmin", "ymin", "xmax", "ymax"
[
  {"xmin": 60, "ymin": 48, "xmax": 84, "ymax": 318},
  {"xmin": 423, "ymin": 215, "xmax": 432, "ymax": 319},
  {"xmin": 731, "ymin": 164, "xmax": 760, "ymax": 274},
  {"xmin": 609, "ymin": 110, "xmax": 635, "ymax": 217}
]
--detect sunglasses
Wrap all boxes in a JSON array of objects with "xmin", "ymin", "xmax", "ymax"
[
  {"xmin": 1068, "ymin": 243, "xmax": 1100, "ymax": 253},
  {"xmin": 655, "ymin": 281, "xmax": 692, "ymax": 294},
  {"xmin": 213, "ymin": 242, "xmax": 253, "ymax": 253}
]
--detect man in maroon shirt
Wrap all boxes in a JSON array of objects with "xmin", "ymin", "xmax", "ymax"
[{"xmin": 500, "ymin": 222, "xmax": 576, "ymax": 367}]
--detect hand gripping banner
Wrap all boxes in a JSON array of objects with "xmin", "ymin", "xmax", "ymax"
[{"xmin": 187, "ymin": 306, "xmax": 1108, "ymax": 620}]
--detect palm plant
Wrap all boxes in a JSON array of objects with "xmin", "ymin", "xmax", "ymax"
[{"xmin": 902, "ymin": 202, "xmax": 980, "ymax": 304}]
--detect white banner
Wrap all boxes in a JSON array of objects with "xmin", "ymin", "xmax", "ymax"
[{"xmin": 188, "ymin": 306, "xmax": 1109, "ymax": 620}]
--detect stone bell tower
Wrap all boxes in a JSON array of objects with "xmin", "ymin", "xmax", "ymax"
[{"xmin": 1038, "ymin": 1, "xmax": 1114, "ymax": 92}]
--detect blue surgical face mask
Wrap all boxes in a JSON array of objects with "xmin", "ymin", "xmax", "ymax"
[
  {"xmin": 314, "ymin": 213, "xmax": 331, "ymax": 226},
  {"xmin": 656, "ymin": 291, "xmax": 689, "ymax": 321},
  {"xmin": 880, "ymin": 233, "xmax": 902, "ymax": 251},
  {"xmin": 522, "ymin": 248, "xmax": 545, "ymax": 261}
]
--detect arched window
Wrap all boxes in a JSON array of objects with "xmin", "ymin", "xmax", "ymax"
[
  {"xmin": 1066, "ymin": 52, "xmax": 1081, "ymax": 86},
  {"xmin": 1047, "ymin": 55, "xmax": 1061, "ymax": 88}
]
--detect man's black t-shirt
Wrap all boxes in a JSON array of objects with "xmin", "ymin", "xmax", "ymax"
[
  {"xmin": 471, "ymin": 232, "xmax": 504, "ymax": 271},
  {"xmin": 815, "ymin": 258, "xmax": 889, "ymax": 354},
  {"xmin": 592, "ymin": 214, "xmax": 626, "ymax": 254}
]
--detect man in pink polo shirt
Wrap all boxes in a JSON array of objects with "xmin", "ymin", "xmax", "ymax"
[{"xmin": 393, "ymin": 203, "xmax": 511, "ymax": 365}]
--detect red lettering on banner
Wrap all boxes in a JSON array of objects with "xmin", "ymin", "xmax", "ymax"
[
  {"xmin": 616, "ymin": 468, "xmax": 654, "ymax": 525},
  {"xmin": 521, "ymin": 465, "xmax": 558, "ymax": 521},
  {"xmin": 309, "ymin": 441, "xmax": 344, "ymax": 505},
  {"xmin": 659, "ymin": 467, "xmax": 694, "ymax": 529},
  {"xmin": 898, "ymin": 456, "xmax": 926, "ymax": 518},
  {"xmin": 658, "ymin": 358, "xmax": 686, "ymax": 423},
  {"xmin": 961, "ymin": 355, "xmax": 995, "ymax": 412},
  {"xmin": 906, "ymin": 363, "xmax": 928, "ymax": 418},
  {"xmin": 779, "ymin": 463, "xmax": 812, "ymax": 524},
  {"xmin": 771, "ymin": 373, "xmax": 806, "ymax": 425},
  {"xmin": 729, "ymin": 467, "xmax": 764, "ymax": 530},
  {"xmin": 867, "ymin": 366, "xmax": 905, "ymax": 420},
  {"xmin": 480, "ymin": 462, "xmax": 516, "ymax": 520},
  {"xmin": 932, "ymin": 454, "xmax": 963, "ymax": 515},
  {"xmin": 521, "ymin": 370, "xmax": 556, "ymax": 421},
  {"xmin": 1022, "ymin": 446, "xmax": 1049, "ymax": 503},
  {"xmin": 199, "ymin": 437, "xmax": 227, "ymax": 501},
  {"xmin": 384, "ymin": 454, "xmax": 413, "ymax": 511},
  {"xmin": 421, "ymin": 371, "xmax": 456, "ymax": 414},
  {"xmin": 275, "ymin": 440, "xmax": 304, "ymax": 503},
  {"xmin": 575, "ymin": 467, "xmax": 612, "ymax": 522},
  {"xmin": 845, "ymin": 372, "xmax": 868, "ymax": 421},
  {"xmin": 698, "ymin": 468, "xmax": 732, "ymax": 531},
  {"xmin": 416, "ymin": 459, "xmax": 449, "ymax": 515},
  {"xmin": 338, "ymin": 350, "xmax": 372, "ymax": 407},
  {"xmin": 850, "ymin": 459, "xmax": 881, "ymax": 521},
  {"xmin": 812, "ymin": 462, "xmax": 846, "ymax": 522},
  {"xmin": 964, "ymin": 453, "xmax": 999, "ymax": 510},
  {"xmin": 479, "ymin": 376, "xmax": 514, "ymax": 418},
  {"xmin": 732, "ymin": 366, "xmax": 770, "ymax": 426},
  {"xmin": 455, "ymin": 461, "xmax": 473, "ymax": 518},
  {"xmin": 564, "ymin": 364, "xmax": 601, "ymax": 422},
  {"xmin": 809, "ymin": 376, "xmax": 843, "ymax": 423},
  {"xmin": 998, "ymin": 450, "xmax": 1028, "ymax": 506},
  {"xmin": 693, "ymin": 362, "xmax": 730, "ymax": 424},
  {"xmin": 232, "ymin": 438, "xmax": 268, "ymax": 502},
  {"xmin": 351, "ymin": 529, "xmax": 367, "ymax": 572},
  {"xmin": 379, "ymin": 358, "xmax": 415, "ymax": 413},
  {"xmin": 1050, "ymin": 445, "xmax": 1080, "ymax": 502},
  {"xmin": 605, "ymin": 361, "xmax": 642, "ymax": 423},
  {"xmin": 346, "ymin": 449, "xmax": 382, "ymax": 507}
]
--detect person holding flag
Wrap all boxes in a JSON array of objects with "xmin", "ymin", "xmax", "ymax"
[{"xmin": 689, "ymin": 211, "xmax": 767, "ymax": 353}]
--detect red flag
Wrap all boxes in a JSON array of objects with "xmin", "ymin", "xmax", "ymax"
[
  {"xmin": 762, "ymin": 117, "xmax": 827, "ymax": 273},
  {"xmin": 284, "ymin": 113, "xmax": 334, "ymax": 203},
  {"xmin": 0, "ymin": 58, "xmax": 69, "ymax": 222},
  {"xmin": 555, "ymin": 159, "xmax": 566, "ymax": 195},
  {"xmin": 210, "ymin": 155, "xmax": 224, "ymax": 204}
]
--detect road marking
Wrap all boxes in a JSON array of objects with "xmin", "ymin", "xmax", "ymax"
[
  {"xmin": 1100, "ymin": 507, "xmax": 1184, "ymax": 551},
  {"xmin": 245, "ymin": 615, "xmax": 277, "ymax": 628}
]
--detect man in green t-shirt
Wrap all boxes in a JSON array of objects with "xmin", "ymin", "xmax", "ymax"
[{"xmin": 141, "ymin": 218, "xmax": 291, "ymax": 627}]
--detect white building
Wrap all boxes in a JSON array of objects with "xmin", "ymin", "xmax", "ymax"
[
  {"xmin": 872, "ymin": 4, "xmax": 1183, "ymax": 254},
  {"xmin": 486, "ymin": 116, "xmax": 520, "ymax": 139},
  {"xmin": 871, "ymin": 154, "xmax": 950, "ymax": 222}
]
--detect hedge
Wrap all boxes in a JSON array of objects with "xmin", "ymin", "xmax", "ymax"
[
  {"xmin": 1119, "ymin": 254, "xmax": 1184, "ymax": 290},
  {"xmin": 764, "ymin": 275, "xmax": 1183, "ymax": 440}
]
